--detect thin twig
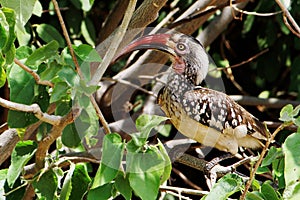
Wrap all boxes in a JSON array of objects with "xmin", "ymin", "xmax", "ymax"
[
  {"xmin": 172, "ymin": 167, "xmax": 203, "ymax": 190},
  {"xmin": 283, "ymin": 15, "xmax": 300, "ymax": 38},
  {"xmin": 264, "ymin": 121, "xmax": 298, "ymax": 132},
  {"xmin": 51, "ymin": 0, "xmax": 84, "ymax": 79},
  {"xmin": 275, "ymin": 0, "xmax": 300, "ymax": 38},
  {"xmin": 102, "ymin": 77, "xmax": 156, "ymax": 97},
  {"xmin": 231, "ymin": 1, "xmax": 282, "ymax": 17},
  {"xmin": 14, "ymin": 58, "xmax": 54, "ymax": 87},
  {"xmin": 89, "ymin": 95, "xmax": 111, "ymax": 134},
  {"xmin": 212, "ymin": 49, "xmax": 269, "ymax": 72},
  {"xmin": 89, "ymin": 0, "xmax": 137, "ymax": 86},
  {"xmin": 229, "ymin": 95, "xmax": 300, "ymax": 109},
  {"xmin": 240, "ymin": 121, "xmax": 294, "ymax": 199},
  {"xmin": 160, "ymin": 185, "xmax": 209, "ymax": 196},
  {"xmin": 0, "ymin": 97, "xmax": 62, "ymax": 125}
]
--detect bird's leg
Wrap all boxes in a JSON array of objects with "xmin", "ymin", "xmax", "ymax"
[{"xmin": 205, "ymin": 152, "xmax": 234, "ymax": 172}]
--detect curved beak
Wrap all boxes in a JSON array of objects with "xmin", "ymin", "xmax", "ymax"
[{"xmin": 113, "ymin": 34, "xmax": 176, "ymax": 62}]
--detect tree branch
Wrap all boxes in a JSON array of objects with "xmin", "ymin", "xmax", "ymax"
[
  {"xmin": 89, "ymin": 0, "xmax": 138, "ymax": 86},
  {"xmin": 275, "ymin": 0, "xmax": 300, "ymax": 38},
  {"xmin": 51, "ymin": 0, "xmax": 84, "ymax": 79},
  {"xmin": 14, "ymin": 58, "xmax": 54, "ymax": 87},
  {"xmin": 229, "ymin": 95, "xmax": 300, "ymax": 109},
  {"xmin": 0, "ymin": 97, "xmax": 62, "ymax": 125},
  {"xmin": 197, "ymin": 1, "xmax": 249, "ymax": 47},
  {"xmin": 0, "ymin": 129, "xmax": 19, "ymax": 165},
  {"xmin": 35, "ymin": 107, "xmax": 81, "ymax": 170},
  {"xmin": 90, "ymin": 95, "xmax": 111, "ymax": 134}
]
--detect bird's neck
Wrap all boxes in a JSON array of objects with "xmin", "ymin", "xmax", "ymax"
[{"xmin": 166, "ymin": 72, "xmax": 194, "ymax": 94}]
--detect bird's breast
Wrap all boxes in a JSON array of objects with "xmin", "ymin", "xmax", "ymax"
[{"xmin": 157, "ymin": 88, "xmax": 241, "ymax": 154}]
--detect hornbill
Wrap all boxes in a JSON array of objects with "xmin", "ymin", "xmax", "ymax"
[{"xmin": 115, "ymin": 32, "xmax": 268, "ymax": 156}]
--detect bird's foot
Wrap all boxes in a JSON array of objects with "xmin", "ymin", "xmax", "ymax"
[{"xmin": 204, "ymin": 153, "xmax": 234, "ymax": 189}]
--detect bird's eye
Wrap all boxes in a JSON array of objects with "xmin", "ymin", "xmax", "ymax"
[{"xmin": 176, "ymin": 43, "xmax": 186, "ymax": 51}]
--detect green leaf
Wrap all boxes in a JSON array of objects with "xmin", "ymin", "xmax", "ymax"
[
  {"xmin": 245, "ymin": 191, "xmax": 265, "ymax": 200},
  {"xmin": 3, "ymin": 44, "xmax": 15, "ymax": 65},
  {"xmin": 15, "ymin": 26, "xmax": 31, "ymax": 46},
  {"xmin": 73, "ymin": 44, "xmax": 101, "ymax": 62},
  {"xmin": 7, "ymin": 141, "xmax": 37, "ymax": 187},
  {"xmin": 73, "ymin": 103, "xmax": 99, "ymax": 147},
  {"xmin": 291, "ymin": 104, "xmax": 300, "ymax": 117},
  {"xmin": 7, "ymin": 62, "xmax": 49, "ymax": 127},
  {"xmin": 79, "ymin": 0, "xmax": 94, "ymax": 11},
  {"xmin": 258, "ymin": 90, "xmax": 270, "ymax": 99},
  {"xmin": 242, "ymin": 15, "xmax": 255, "ymax": 34},
  {"xmin": 202, "ymin": 174, "xmax": 243, "ymax": 200},
  {"xmin": 32, "ymin": 0, "xmax": 43, "ymax": 17},
  {"xmin": 157, "ymin": 140, "xmax": 171, "ymax": 184},
  {"xmin": 62, "ymin": 123, "xmax": 81, "ymax": 148},
  {"xmin": 256, "ymin": 166, "xmax": 270, "ymax": 175},
  {"xmin": 0, "ymin": 53, "xmax": 5, "ymax": 68},
  {"xmin": 25, "ymin": 40, "xmax": 59, "ymax": 67},
  {"xmin": 132, "ymin": 114, "xmax": 168, "ymax": 146},
  {"xmin": 75, "ymin": 79, "xmax": 99, "ymax": 96},
  {"xmin": 57, "ymin": 65, "xmax": 77, "ymax": 86},
  {"xmin": 33, "ymin": 84, "xmax": 50, "ymax": 111},
  {"xmin": 272, "ymin": 158, "xmax": 284, "ymax": 178},
  {"xmin": 129, "ymin": 170, "xmax": 161, "ymax": 200},
  {"xmin": 60, "ymin": 162, "xmax": 75, "ymax": 200},
  {"xmin": 4, "ymin": 175, "xmax": 26, "ymax": 200},
  {"xmin": 36, "ymin": 24, "xmax": 65, "ymax": 48},
  {"xmin": 0, "ymin": 0, "xmax": 36, "ymax": 33},
  {"xmin": 16, "ymin": 46, "xmax": 33, "ymax": 59},
  {"xmin": 1, "ymin": 7, "xmax": 16, "ymax": 54},
  {"xmin": 127, "ymin": 146, "xmax": 166, "ymax": 200},
  {"xmin": 32, "ymin": 169, "xmax": 58, "ymax": 200},
  {"xmin": 261, "ymin": 181, "xmax": 280, "ymax": 200},
  {"xmin": 261, "ymin": 146, "xmax": 283, "ymax": 167},
  {"xmin": 81, "ymin": 18, "xmax": 96, "ymax": 46},
  {"xmin": 0, "ymin": 169, "xmax": 8, "ymax": 199},
  {"xmin": 50, "ymin": 82, "xmax": 70, "ymax": 103},
  {"xmin": 208, "ymin": 63, "xmax": 222, "ymax": 79},
  {"xmin": 0, "ymin": 67, "xmax": 6, "ymax": 88},
  {"xmin": 87, "ymin": 183, "xmax": 113, "ymax": 200},
  {"xmin": 92, "ymin": 133, "xmax": 125, "ymax": 188},
  {"xmin": 69, "ymin": 163, "xmax": 91, "ymax": 200},
  {"xmin": 279, "ymin": 104, "xmax": 293, "ymax": 122},
  {"xmin": 0, "ymin": 10, "xmax": 9, "ymax": 50},
  {"xmin": 39, "ymin": 62, "xmax": 62, "ymax": 82},
  {"xmin": 283, "ymin": 182, "xmax": 300, "ymax": 200},
  {"xmin": 156, "ymin": 124, "xmax": 172, "ymax": 137},
  {"xmin": 115, "ymin": 172, "xmax": 132, "ymax": 200},
  {"xmin": 7, "ymin": 60, "xmax": 34, "ymax": 101},
  {"xmin": 283, "ymin": 132, "xmax": 300, "ymax": 199}
]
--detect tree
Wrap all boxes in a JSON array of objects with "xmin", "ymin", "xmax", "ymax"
[{"xmin": 0, "ymin": 0, "xmax": 300, "ymax": 199}]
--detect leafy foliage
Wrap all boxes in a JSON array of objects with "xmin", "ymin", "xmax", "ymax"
[
  {"xmin": 91, "ymin": 115, "xmax": 171, "ymax": 200},
  {"xmin": 0, "ymin": 0, "xmax": 300, "ymax": 199}
]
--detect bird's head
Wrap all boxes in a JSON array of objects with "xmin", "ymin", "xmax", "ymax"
[{"xmin": 115, "ymin": 33, "xmax": 209, "ymax": 86}]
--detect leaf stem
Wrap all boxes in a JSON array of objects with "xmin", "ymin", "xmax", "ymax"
[
  {"xmin": 51, "ymin": 0, "xmax": 84, "ymax": 79},
  {"xmin": 240, "ymin": 121, "xmax": 294, "ymax": 199}
]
